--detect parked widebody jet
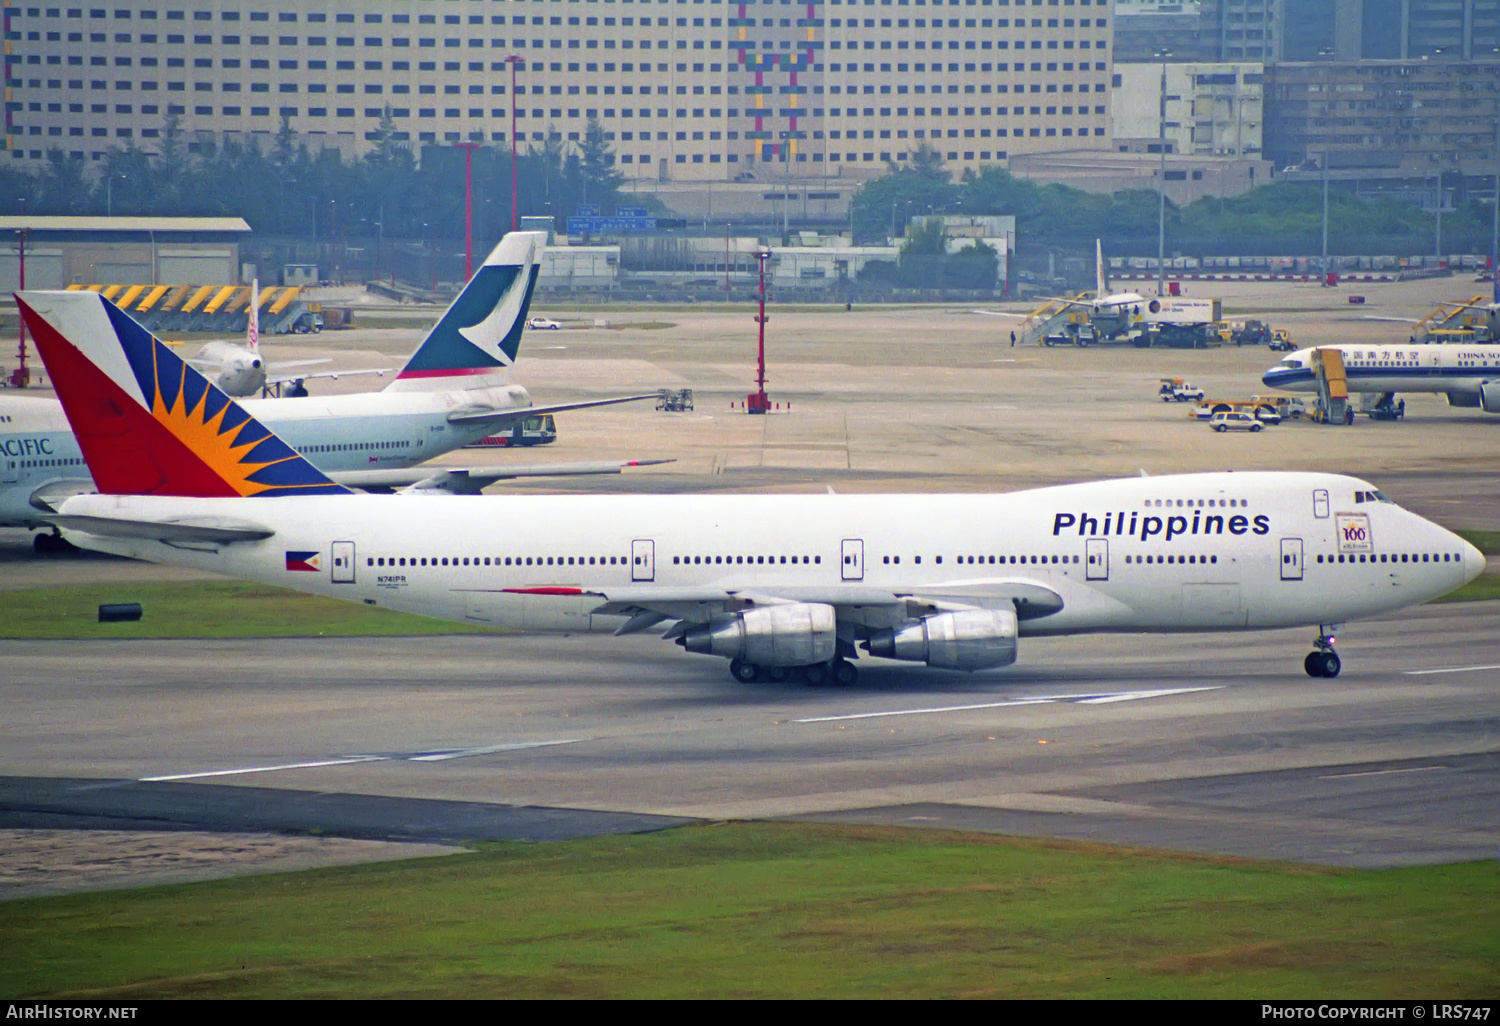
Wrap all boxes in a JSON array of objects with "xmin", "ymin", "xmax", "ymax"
[
  {"xmin": 21, "ymin": 286, "xmax": 1483, "ymax": 683},
  {"xmin": 1262, "ymin": 343, "xmax": 1500, "ymax": 414},
  {"xmin": 1, "ymin": 232, "xmax": 662, "ymax": 545},
  {"xmin": 185, "ymin": 279, "xmax": 390, "ymax": 398}
]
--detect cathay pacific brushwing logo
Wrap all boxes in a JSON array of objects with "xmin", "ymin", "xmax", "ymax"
[{"xmin": 457, "ymin": 239, "xmax": 537, "ymax": 367}]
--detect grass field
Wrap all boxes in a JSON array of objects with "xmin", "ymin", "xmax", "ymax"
[
  {"xmin": 1456, "ymin": 530, "xmax": 1500, "ymax": 555},
  {"xmin": 0, "ymin": 580, "xmax": 493, "ymax": 639},
  {"xmin": 2, "ymin": 823, "xmax": 1496, "ymax": 999}
]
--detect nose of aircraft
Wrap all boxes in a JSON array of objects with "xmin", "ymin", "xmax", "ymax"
[{"xmin": 1462, "ymin": 539, "xmax": 1486, "ymax": 585}]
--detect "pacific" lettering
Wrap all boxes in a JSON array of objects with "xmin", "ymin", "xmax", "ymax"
[{"xmin": 0, "ymin": 437, "xmax": 57, "ymax": 457}]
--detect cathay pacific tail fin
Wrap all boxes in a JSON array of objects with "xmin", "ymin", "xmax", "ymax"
[
  {"xmin": 386, "ymin": 230, "xmax": 548, "ymax": 392},
  {"xmin": 17, "ymin": 290, "xmax": 349, "ymax": 499}
]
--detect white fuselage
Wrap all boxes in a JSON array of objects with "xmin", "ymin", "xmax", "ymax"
[
  {"xmin": 56, "ymin": 471, "xmax": 1481, "ymax": 652},
  {"xmin": 0, "ymin": 384, "xmax": 532, "ymax": 527},
  {"xmin": 195, "ymin": 341, "xmax": 265, "ymax": 398},
  {"xmin": 1264, "ymin": 344, "xmax": 1500, "ymax": 400}
]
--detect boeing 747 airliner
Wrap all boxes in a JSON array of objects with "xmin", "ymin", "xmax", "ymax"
[{"xmin": 21, "ymin": 288, "xmax": 1484, "ymax": 683}]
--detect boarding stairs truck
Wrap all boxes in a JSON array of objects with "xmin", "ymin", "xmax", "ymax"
[
  {"xmin": 1019, "ymin": 292, "xmax": 1091, "ymax": 346},
  {"xmin": 1308, "ymin": 347, "xmax": 1351, "ymax": 424}
]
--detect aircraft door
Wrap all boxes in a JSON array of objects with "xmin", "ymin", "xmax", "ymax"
[
  {"xmin": 1, "ymin": 455, "xmax": 15, "ymax": 484},
  {"xmin": 1313, "ymin": 489, "xmax": 1329, "ymax": 519},
  {"xmin": 631, "ymin": 539, "xmax": 655, "ymax": 582},
  {"xmin": 1086, "ymin": 538, "xmax": 1109, "ymax": 581},
  {"xmin": 841, "ymin": 538, "xmax": 864, "ymax": 581},
  {"xmin": 332, "ymin": 541, "xmax": 356, "ymax": 584},
  {"xmin": 1280, "ymin": 538, "xmax": 1303, "ymax": 581}
]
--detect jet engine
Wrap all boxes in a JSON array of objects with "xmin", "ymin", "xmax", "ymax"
[
  {"xmin": 1480, "ymin": 382, "xmax": 1500, "ymax": 414},
  {"xmin": 863, "ymin": 608, "xmax": 1018, "ymax": 671},
  {"xmin": 1446, "ymin": 390, "xmax": 1481, "ymax": 408},
  {"xmin": 681, "ymin": 602, "xmax": 837, "ymax": 667}
]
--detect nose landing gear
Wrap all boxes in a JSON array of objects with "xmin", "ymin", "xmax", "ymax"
[{"xmin": 1304, "ymin": 627, "xmax": 1342, "ymax": 678}]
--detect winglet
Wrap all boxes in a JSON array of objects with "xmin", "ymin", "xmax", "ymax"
[
  {"xmin": 18, "ymin": 290, "xmax": 349, "ymax": 498},
  {"xmin": 385, "ymin": 230, "xmax": 548, "ymax": 392}
]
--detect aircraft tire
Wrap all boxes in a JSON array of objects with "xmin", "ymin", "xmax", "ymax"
[
  {"xmin": 766, "ymin": 665, "xmax": 791, "ymax": 683},
  {"xmin": 803, "ymin": 662, "xmax": 830, "ymax": 686},
  {"xmin": 831, "ymin": 660, "xmax": 858, "ymax": 686},
  {"xmin": 1305, "ymin": 651, "xmax": 1341, "ymax": 678},
  {"xmin": 730, "ymin": 659, "xmax": 763, "ymax": 683}
]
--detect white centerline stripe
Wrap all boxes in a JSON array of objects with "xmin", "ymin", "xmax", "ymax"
[
  {"xmin": 1319, "ymin": 765, "xmax": 1445, "ymax": 780},
  {"xmin": 797, "ymin": 699, "xmax": 1056, "ymax": 724},
  {"xmin": 795, "ymin": 687, "xmax": 1221, "ymax": 724},
  {"xmin": 1404, "ymin": 664, "xmax": 1500, "ymax": 676},
  {"xmin": 140, "ymin": 739, "xmax": 588, "ymax": 781},
  {"xmin": 408, "ymin": 739, "xmax": 586, "ymax": 761},
  {"xmin": 142, "ymin": 757, "xmax": 386, "ymax": 782}
]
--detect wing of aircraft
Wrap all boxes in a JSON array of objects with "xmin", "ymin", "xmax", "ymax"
[
  {"xmin": 584, "ymin": 579, "xmax": 1067, "ymax": 638},
  {"xmin": 264, "ymin": 363, "xmax": 393, "ymax": 393},
  {"xmin": 330, "ymin": 458, "xmax": 675, "ymax": 494},
  {"xmin": 445, "ymin": 391, "xmax": 669, "ymax": 428},
  {"xmin": 971, "ymin": 309, "xmax": 1026, "ymax": 319}
]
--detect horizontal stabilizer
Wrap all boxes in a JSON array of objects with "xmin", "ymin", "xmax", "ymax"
[
  {"xmin": 28, "ymin": 478, "xmax": 95, "ymax": 513},
  {"xmin": 445, "ymin": 391, "xmax": 668, "ymax": 426},
  {"xmin": 53, "ymin": 512, "xmax": 274, "ymax": 546}
]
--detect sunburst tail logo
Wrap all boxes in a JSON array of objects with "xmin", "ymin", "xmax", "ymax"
[{"xmin": 18, "ymin": 291, "xmax": 350, "ymax": 499}]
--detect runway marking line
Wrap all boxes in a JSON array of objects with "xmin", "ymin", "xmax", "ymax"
[
  {"xmin": 140, "ymin": 739, "xmax": 587, "ymax": 782},
  {"xmin": 1404, "ymin": 664, "xmax": 1500, "ymax": 676},
  {"xmin": 795, "ymin": 687, "xmax": 1222, "ymax": 724},
  {"xmin": 1319, "ymin": 765, "xmax": 1446, "ymax": 780}
]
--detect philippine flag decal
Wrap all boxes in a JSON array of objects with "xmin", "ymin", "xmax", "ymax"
[{"xmin": 286, "ymin": 550, "xmax": 322, "ymax": 572}]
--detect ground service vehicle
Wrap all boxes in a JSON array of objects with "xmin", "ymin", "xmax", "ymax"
[
  {"xmin": 1210, "ymin": 411, "xmax": 1264, "ymax": 432},
  {"xmin": 1160, "ymin": 378, "xmax": 1205, "ymax": 402}
]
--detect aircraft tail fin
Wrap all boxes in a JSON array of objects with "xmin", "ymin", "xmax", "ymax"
[
  {"xmin": 246, "ymin": 278, "xmax": 260, "ymax": 355},
  {"xmin": 17, "ymin": 290, "xmax": 349, "ymax": 498},
  {"xmin": 1096, "ymin": 238, "xmax": 1107, "ymax": 298},
  {"xmin": 385, "ymin": 230, "xmax": 547, "ymax": 392}
]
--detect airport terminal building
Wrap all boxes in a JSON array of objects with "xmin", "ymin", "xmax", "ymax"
[{"xmin": 3, "ymin": 0, "xmax": 1115, "ymax": 180}]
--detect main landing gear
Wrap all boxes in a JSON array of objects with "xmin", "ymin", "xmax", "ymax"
[
  {"xmin": 1304, "ymin": 626, "xmax": 1342, "ymax": 678},
  {"xmin": 730, "ymin": 658, "xmax": 859, "ymax": 686},
  {"xmin": 32, "ymin": 530, "xmax": 76, "ymax": 556}
]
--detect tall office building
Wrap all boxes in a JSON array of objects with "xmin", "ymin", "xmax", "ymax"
[{"xmin": 2, "ymin": 0, "xmax": 1116, "ymax": 181}]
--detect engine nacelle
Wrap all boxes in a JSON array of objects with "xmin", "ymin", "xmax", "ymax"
[
  {"xmin": 1481, "ymin": 382, "xmax": 1500, "ymax": 414},
  {"xmin": 681, "ymin": 602, "xmax": 837, "ymax": 667},
  {"xmin": 864, "ymin": 608, "xmax": 1019, "ymax": 671},
  {"xmin": 1446, "ymin": 390, "xmax": 1481, "ymax": 408}
]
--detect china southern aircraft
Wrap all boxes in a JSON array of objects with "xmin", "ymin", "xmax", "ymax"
[
  {"xmin": 1, "ymin": 232, "xmax": 662, "ymax": 547},
  {"xmin": 19, "ymin": 288, "xmax": 1483, "ymax": 684},
  {"xmin": 1263, "ymin": 343, "xmax": 1500, "ymax": 413}
]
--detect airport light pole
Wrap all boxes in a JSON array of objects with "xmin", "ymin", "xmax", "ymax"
[
  {"xmin": 455, "ymin": 141, "xmax": 482, "ymax": 279},
  {"xmin": 1493, "ymin": 115, "xmax": 1499, "ymax": 301},
  {"xmin": 13, "ymin": 203, "xmax": 29, "ymax": 388},
  {"xmin": 747, "ymin": 245, "xmax": 772, "ymax": 415},
  {"xmin": 505, "ymin": 55, "xmax": 523, "ymax": 232},
  {"xmin": 1321, "ymin": 152, "xmax": 1329, "ymax": 280},
  {"xmin": 1156, "ymin": 51, "xmax": 1172, "ymax": 298}
]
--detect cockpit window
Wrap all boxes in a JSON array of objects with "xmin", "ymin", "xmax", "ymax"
[
  {"xmin": 1353, "ymin": 490, "xmax": 1396, "ymax": 505},
  {"xmin": 1278, "ymin": 359, "xmax": 1302, "ymax": 368}
]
